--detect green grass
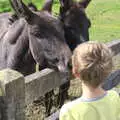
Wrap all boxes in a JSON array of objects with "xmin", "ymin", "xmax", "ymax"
[
  {"xmin": 0, "ymin": 0, "xmax": 120, "ymax": 42},
  {"xmin": 87, "ymin": 0, "xmax": 120, "ymax": 42},
  {"xmin": 0, "ymin": 0, "xmax": 59, "ymax": 13}
]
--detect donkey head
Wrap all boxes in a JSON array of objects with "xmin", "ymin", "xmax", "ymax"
[
  {"xmin": 59, "ymin": 0, "xmax": 91, "ymax": 51},
  {"xmin": 9, "ymin": 0, "xmax": 72, "ymax": 73}
]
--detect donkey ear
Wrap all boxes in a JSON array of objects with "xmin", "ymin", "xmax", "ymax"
[
  {"xmin": 42, "ymin": 0, "xmax": 53, "ymax": 13},
  {"xmin": 59, "ymin": 0, "xmax": 73, "ymax": 9},
  {"xmin": 28, "ymin": 2, "xmax": 37, "ymax": 11},
  {"xmin": 9, "ymin": 0, "xmax": 34, "ymax": 22},
  {"xmin": 79, "ymin": 0, "xmax": 91, "ymax": 8},
  {"xmin": 29, "ymin": 36, "xmax": 45, "ymax": 65},
  {"xmin": 59, "ymin": 0, "xmax": 73, "ymax": 17}
]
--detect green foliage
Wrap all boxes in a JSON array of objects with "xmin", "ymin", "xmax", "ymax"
[
  {"xmin": 0, "ymin": 0, "xmax": 11, "ymax": 12},
  {"xmin": 0, "ymin": 0, "xmax": 120, "ymax": 42}
]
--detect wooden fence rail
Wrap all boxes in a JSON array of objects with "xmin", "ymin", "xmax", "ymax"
[{"xmin": 0, "ymin": 40, "xmax": 120, "ymax": 120}]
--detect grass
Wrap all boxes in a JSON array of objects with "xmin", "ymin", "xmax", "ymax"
[
  {"xmin": 0, "ymin": 0, "xmax": 120, "ymax": 42},
  {"xmin": 87, "ymin": 0, "xmax": 120, "ymax": 42}
]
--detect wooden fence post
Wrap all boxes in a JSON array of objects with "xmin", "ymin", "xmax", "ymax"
[{"xmin": 0, "ymin": 68, "xmax": 25, "ymax": 120}]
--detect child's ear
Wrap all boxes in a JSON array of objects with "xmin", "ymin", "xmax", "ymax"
[{"xmin": 72, "ymin": 67, "xmax": 80, "ymax": 78}]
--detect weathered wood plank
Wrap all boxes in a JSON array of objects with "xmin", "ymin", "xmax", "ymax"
[
  {"xmin": 106, "ymin": 39, "xmax": 120, "ymax": 55},
  {"xmin": 25, "ymin": 68, "xmax": 69, "ymax": 105},
  {"xmin": 103, "ymin": 69, "xmax": 120, "ymax": 91},
  {"xmin": 0, "ymin": 69, "xmax": 25, "ymax": 120}
]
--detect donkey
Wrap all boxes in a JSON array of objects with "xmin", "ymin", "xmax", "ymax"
[
  {"xmin": 0, "ymin": 0, "xmax": 72, "ymax": 116},
  {"xmin": 59, "ymin": 0, "xmax": 91, "ymax": 51},
  {"xmin": 0, "ymin": 0, "xmax": 72, "ymax": 74}
]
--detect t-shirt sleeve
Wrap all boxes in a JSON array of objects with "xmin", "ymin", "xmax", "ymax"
[{"xmin": 59, "ymin": 104, "xmax": 74, "ymax": 120}]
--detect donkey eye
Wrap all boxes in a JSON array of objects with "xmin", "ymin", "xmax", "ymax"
[{"xmin": 53, "ymin": 58, "xmax": 59, "ymax": 63}]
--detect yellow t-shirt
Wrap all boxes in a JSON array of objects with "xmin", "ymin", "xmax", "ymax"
[{"xmin": 59, "ymin": 90, "xmax": 120, "ymax": 120}]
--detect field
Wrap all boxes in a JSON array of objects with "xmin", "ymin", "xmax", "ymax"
[
  {"xmin": 0, "ymin": 0, "xmax": 120, "ymax": 42},
  {"xmin": 87, "ymin": 0, "xmax": 120, "ymax": 42}
]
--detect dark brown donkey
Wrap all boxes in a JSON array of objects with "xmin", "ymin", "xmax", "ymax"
[
  {"xmin": 0, "ymin": 0, "xmax": 72, "ymax": 116},
  {"xmin": 0, "ymin": 0, "xmax": 72, "ymax": 75},
  {"xmin": 59, "ymin": 0, "xmax": 91, "ymax": 51}
]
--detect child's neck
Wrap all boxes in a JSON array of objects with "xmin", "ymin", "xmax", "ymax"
[{"xmin": 81, "ymin": 83, "xmax": 106, "ymax": 99}]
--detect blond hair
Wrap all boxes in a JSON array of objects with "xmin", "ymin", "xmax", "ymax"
[{"xmin": 72, "ymin": 41, "xmax": 113, "ymax": 88}]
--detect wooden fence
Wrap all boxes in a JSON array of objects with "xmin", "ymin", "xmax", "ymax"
[{"xmin": 0, "ymin": 40, "xmax": 120, "ymax": 120}]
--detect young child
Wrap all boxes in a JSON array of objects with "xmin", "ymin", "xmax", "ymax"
[{"xmin": 59, "ymin": 41, "xmax": 120, "ymax": 120}]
